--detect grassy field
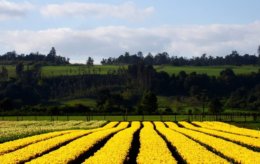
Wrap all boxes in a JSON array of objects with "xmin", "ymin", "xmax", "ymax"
[
  {"xmin": 41, "ymin": 65, "xmax": 123, "ymax": 77},
  {"xmin": 155, "ymin": 65, "xmax": 260, "ymax": 76},
  {"xmin": 1, "ymin": 114, "xmax": 259, "ymax": 123},
  {"xmin": 60, "ymin": 98, "xmax": 96, "ymax": 108},
  {"xmin": 157, "ymin": 96, "xmax": 256, "ymax": 114},
  {"xmin": 2, "ymin": 65, "xmax": 260, "ymax": 78},
  {"xmin": 0, "ymin": 65, "xmax": 16, "ymax": 78},
  {"xmin": 40, "ymin": 65, "xmax": 260, "ymax": 77}
]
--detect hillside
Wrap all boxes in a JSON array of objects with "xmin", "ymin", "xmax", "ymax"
[{"xmin": 2, "ymin": 65, "xmax": 260, "ymax": 78}]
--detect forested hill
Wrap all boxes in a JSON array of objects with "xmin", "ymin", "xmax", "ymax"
[
  {"xmin": 0, "ymin": 47, "xmax": 70, "ymax": 65},
  {"xmin": 101, "ymin": 50, "xmax": 260, "ymax": 66},
  {"xmin": 0, "ymin": 47, "xmax": 260, "ymax": 115}
]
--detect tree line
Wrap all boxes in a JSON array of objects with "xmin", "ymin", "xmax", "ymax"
[
  {"xmin": 101, "ymin": 48, "xmax": 260, "ymax": 66},
  {"xmin": 0, "ymin": 47, "xmax": 70, "ymax": 65}
]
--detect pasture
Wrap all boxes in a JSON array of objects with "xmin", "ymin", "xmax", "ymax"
[
  {"xmin": 154, "ymin": 65, "xmax": 260, "ymax": 76},
  {"xmin": 1, "ymin": 65, "xmax": 260, "ymax": 78}
]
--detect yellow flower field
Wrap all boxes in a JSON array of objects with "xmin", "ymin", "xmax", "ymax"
[{"xmin": 0, "ymin": 121, "xmax": 259, "ymax": 164}]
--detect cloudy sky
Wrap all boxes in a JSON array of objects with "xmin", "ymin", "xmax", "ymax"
[{"xmin": 0, "ymin": 0, "xmax": 260, "ymax": 63}]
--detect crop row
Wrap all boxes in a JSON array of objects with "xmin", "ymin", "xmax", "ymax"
[
  {"xmin": 166, "ymin": 122, "xmax": 260, "ymax": 163},
  {"xmin": 84, "ymin": 121, "xmax": 141, "ymax": 164},
  {"xmin": 0, "ymin": 130, "xmax": 72, "ymax": 155},
  {"xmin": 179, "ymin": 121, "xmax": 260, "ymax": 149},
  {"xmin": 155, "ymin": 122, "xmax": 228, "ymax": 163},
  {"xmin": 0, "ymin": 120, "xmax": 107, "ymax": 143},
  {"xmin": 0, "ymin": 121, "xmax": 117, "ymax": 157},
  {"xmin": 28, "ymin": 122, "xmax": 129, "ymax": 164},
  {"xmin": 1, "ymin": 121, "xmax": 259, "ymax": 164},
  {"xmin": 0, "ymin": 130, "xmax": 90, "ymax": 164},
  {"xmin": 137, "ymin": 122, "xmax": 177, "ymax": 164},
  {"xmin": 0, "ymin": 122, "xmax": 118, "ymax": 164},
  {"xmin": 193, "ymin": 121, "xmax": 260, "ymax": 138}
]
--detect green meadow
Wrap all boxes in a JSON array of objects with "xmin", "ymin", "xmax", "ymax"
[{"xmin": 1, "ymin": 65, "xmax": 259, "ymax": 78}]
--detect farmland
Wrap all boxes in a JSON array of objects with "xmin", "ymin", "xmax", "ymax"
[
  {"xmin": 2, "ymin": 65, "xmax": 260, "ymax": 78},
  {"xmin": 42, "ymin": 65, "xmax": 260, "ymax": 77},
  {"xmin": 154, "ymin": 65, "xmax": 260, "ymax": 76},
  {"xmin": 0, "ymin": 121, "xmax": 260, "ymax": 163},
  {"xmin": 0, "ymin": 121, "xmax": 106, "ymax": 143}
]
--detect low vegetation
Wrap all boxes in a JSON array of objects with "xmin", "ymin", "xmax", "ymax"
[{"xmin": 0, "ymin": 120, "xmax": 106, "ymax": 143}]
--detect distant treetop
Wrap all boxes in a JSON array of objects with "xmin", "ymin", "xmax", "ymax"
[
  {"xmin": 101, "ymin": 49, "xmax": 260, "ymax": 66},
  {"xmin": 0, "ymin": 47, "xmax": 70, "ymax": 65}
]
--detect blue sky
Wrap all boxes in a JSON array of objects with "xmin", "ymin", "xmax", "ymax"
[{"xmin": 1, "ymin": 0, "xmax": 260, "ymax": 63}]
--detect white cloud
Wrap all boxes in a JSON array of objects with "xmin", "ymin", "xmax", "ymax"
[
  {"xmin": 0, "ymin": 0, "xmax": 34, "ymax": 21},
  {"xmin": 40, "ymin": 1, "xmax": 154, "ymax": 21},
  {"xmin": 1, "ymin": 22, "xmax": 260, "ymax": 63}
]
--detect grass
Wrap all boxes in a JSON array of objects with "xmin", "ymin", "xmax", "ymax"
[
  {"xmin": 2, "ymin": 65, "xmax": 260, "ymax": 78},
  {"xmin": 1, "ymin": 114, "xmax": 259, "ymax": 122},
  {"xmin": 41, "ymin": 65, "xmax": 123, "ymax": 77},
  {"xmin": 0, "ymin": 65, "xmax": 16, "ymax": 78},
  {"xmin": 157, "ymin": 96, "xmax": 203, "ymax": 114},
  {"xmin": 41, "ymin": 65, "xmax": 260, "ymax": 77},
  {"xmin": 157, "ymin": 96, "xmax": 260, "ymax": 114},
  {"xmin": 60, "ymin": 98, "xmax": 96, "ymax": 108},
  {"xmin": 155, "ymin": 65, "xmax": 260, "ymax": 76}
]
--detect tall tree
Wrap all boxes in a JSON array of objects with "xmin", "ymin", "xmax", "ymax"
[
  {"xmin": 16, "ymin": 62, "xmax": 24, "ymax": 78},
  {"xmin": 0, "ymin": 66, "xmax": 8, "ymax": 81},
  {"xmin": 208, "ymin": 98, "xmax": 224, "ymax": 114},
  {"xmin": 139, "ymin": 90, "xmax": 158, "ymax": 114},
  {"xmin": 258, "ymin": 45, "xmax": 260, "ymax": 57},
  {"xmin": 48, "ymin": 47, "xmax": 56, "ymax": 57},
  {"xmin": 86, "ymin": 57, "xmax": 94, "ymax": 66},
  {"xmin": 258, "ymin": 45, "xmax": 260, "ymax": 65}
]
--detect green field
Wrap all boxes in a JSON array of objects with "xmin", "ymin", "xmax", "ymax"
[
  {"xmin": 2, "ymin": 65, "xmax": 260, "ymax": 78},
  {"xmin": 1, "ymin": 115, "xmax": 259, "ymax": 123},
  {"xmin": 157, "ymin": 96, "xmax": 256, "ymax": 114},
  {"xmin": 41, "ymin": 65, "xmax": 122, "ymax": 77},
  {"xmin": 60, "ymin": 98, "xmax": 96, "ymax": 108},
  {"xmin": 0, "ymin": 65, "xmax": 16, "ymax": 78},
  {"xmin": 155, "ymin": 65, "xmax": 260, "ymax": 76},
  {"xmin": 41, "ymin": 65, "xmax": 260, "ymax": 77}
]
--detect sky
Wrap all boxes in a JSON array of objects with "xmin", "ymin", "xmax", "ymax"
[{"xmin": 0, "ymin": 0, "xmax": 260, "ymax": 63}]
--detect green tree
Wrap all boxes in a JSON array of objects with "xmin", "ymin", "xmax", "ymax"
[
  {"xmin": 208, "ymin": 98, "xmax": 224, "ymax": 114},
  {"xmin": 258, "ymin": 45, "xmax": 260, "ymax": 57},
  {"xmin": 48, "ymin": 47, "xmax": 56, "ymax": 57},
  {"xmin": 258, "ymin": 45, "xmax": 260, "ymax": 65},
  {"xmin": 0, "ymin": 66, "xmax": 8, "ymax": 81},
  {"xmin": 139, "ymin": 90, "xmax": 158, "ymax": 114},
  {"xmin": 86, "ymin": 57, "xmax": 94, "ymax": 67},
  {"xmin": 96, "ymin": 89, "xmax": 110, "ymax": 112},
  {"xmin": 16, "ymin": 62, "xmax": 24, "ymax": 78}
]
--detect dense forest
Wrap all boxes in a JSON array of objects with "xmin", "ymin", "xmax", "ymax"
[{"xmin": 0, "ymin": 47, "xmax": 260, "ymax": 115}]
